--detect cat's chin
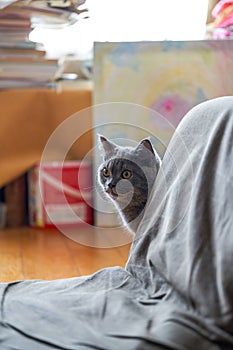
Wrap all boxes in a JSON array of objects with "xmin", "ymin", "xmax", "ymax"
[
  {"xmin": 109, "ymin": 193, "xmax": 118, "ymax": 200},
  {"xmin": 105, "ymin": 188, "xmax": 118, "ymax": 200},
  {"xmin": 106, "ymin": 191, "xmax": 131, "ymax": 205}
]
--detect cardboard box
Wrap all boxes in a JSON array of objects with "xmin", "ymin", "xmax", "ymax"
[
  {"xmin": 28, "ymin": 161, "xmax": 93, "ymax": 228},
  {"xmin": 4, "ymin": 174, "xmax": 27, "ymax": 227}
]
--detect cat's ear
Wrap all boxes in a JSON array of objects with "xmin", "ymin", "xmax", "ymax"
[
  {"xmin": 98, "ymin": 134, "xmax": 117, "ymax": 160},
  {"xmin": 137, "ymin": 139, "xmax": 155, "ymax": 155},
  {"xmin": 137, "ymin": 138, "xmax": 161, "ymax": 168}
]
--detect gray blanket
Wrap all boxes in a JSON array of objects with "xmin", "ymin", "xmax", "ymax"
[{"xmin": 0, "ymin": 96, "xmax": 233, "ymax": 350}]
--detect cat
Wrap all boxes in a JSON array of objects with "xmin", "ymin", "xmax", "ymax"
[{"xmin": 98, "ymin": 135, "xmax": 161, "ymax": 234}]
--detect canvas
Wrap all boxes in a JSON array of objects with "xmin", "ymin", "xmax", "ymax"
[{"xmin": 93, "ymin": 40, "xmax": 233, "ymax": 227}]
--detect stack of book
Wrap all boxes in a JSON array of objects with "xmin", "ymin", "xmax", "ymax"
[{"xmin": 0, "ymin": 0, "xmax": 88, "ymax": 89}]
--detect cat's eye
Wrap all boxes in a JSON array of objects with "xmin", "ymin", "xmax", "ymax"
[
  {"xmin": 102, "ymin": 167, "xmax": 111, "ymax": 177},
  {"xmin": 122, "ymin": 170, "xmax": 132, "ymax": 179}
]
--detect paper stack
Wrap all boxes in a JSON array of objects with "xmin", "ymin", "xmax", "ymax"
[{"xmin": 0, "ymin": 0, "xmax": 88, "ymax": 89}]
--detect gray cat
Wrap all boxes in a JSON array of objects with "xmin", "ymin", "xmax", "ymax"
[{"xmin": 98, "ymin": 135, "xmax": 161, "ymax": 234}]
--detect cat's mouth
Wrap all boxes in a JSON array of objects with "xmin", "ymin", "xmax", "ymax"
[{"xmin": 106, "ymin": 187, "xmax": 118, "ymax": 199}]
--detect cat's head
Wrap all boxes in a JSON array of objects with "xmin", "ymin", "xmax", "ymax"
[{"xmin": 98, "ymin": 135, "xmax": 161, "ymax": 210}]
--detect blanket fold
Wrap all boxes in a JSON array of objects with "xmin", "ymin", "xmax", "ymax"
[{"xmin": 1, "ymin": 96, "xmax": 233, "ymax": 349}]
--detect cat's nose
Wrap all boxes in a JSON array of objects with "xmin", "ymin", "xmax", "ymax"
[
  {"xmin": 106, "ymin": 183, "xmax": 118, "ymax": 198},
  {"xmin": 108, "ymin": 182, "xmax": 116, "ymax": 189}
]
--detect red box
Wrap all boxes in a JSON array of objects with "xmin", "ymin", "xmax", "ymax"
[{"xmin": 28, "ymin": 161, "xmax": 93, "ymax": 228}]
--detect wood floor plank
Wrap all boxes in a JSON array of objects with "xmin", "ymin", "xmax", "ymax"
[
  {"xmin": 117, "ymin": 243, "xmax": 131, "ymax": 265},
  {"xmin": 64, "ymin": 235, "xmax": 130, "ymax": 276},
  {"xmin": 21, "ymin": 228, "xmax": 81, "ymax": 280},
  {"xmin": 0, "ymin": 228, "xmax": 24, "ymax": 282},
  {"xmin": 0, "ymin": 227, "xmax": 131, "ymax": 282}
]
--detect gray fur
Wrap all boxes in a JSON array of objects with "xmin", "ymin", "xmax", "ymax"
[{"xmin": 98, "ymin": 135, "xmax": 161, "ymax": 234}]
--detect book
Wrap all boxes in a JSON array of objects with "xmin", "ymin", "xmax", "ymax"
[
  {"xmin": 0, "ymin": 29, "xmax": 30, "ymax": 41},
  {"xmin": 0, "ymin": 59, "xmax": 59, "ymax": 79},
  {"xmin": 0, "ymin": 77, "xmax": 56, "ymax": 89},
  {"xmin": 0, "ymin": 0, "xmax": 17, "ymax": 10},
  {"xmin": 3, "ymin": 1, "xmax": 80, "ymax": 27},
  {"xmin": 0, "ymin": 46, "xmax": 46, "ymax": 59},
  {"xmin": 0, "ymin": 0, "xmax": 87, "ymax": 89}
]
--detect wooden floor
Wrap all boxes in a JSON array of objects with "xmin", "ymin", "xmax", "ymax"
[{"xmin": 0, "ymin": 227, "xmax": 131, "ymax": 282}]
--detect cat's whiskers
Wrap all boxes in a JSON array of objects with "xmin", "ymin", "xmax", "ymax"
[{"xmin": 82, "ymin": 186, "xmax": 95, "ymax": 191}]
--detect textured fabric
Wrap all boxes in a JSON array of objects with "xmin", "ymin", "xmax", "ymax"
[{"xmin": 0, "ymin": 96, "xmax": 233, "ymax": 349}]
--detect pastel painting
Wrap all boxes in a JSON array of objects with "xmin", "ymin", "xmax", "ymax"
[{"xmin": 94, "ymin": 40, "xmax": 233, "ymax": 227}]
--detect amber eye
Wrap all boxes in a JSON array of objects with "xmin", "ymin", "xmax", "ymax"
[
  {"xmin": 122, "ymin": 170, "xmax": 132, "ymax": 179},
  {"xmin": 102, "ymin": 167, "xmax": 110, "ymax": 177}
]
